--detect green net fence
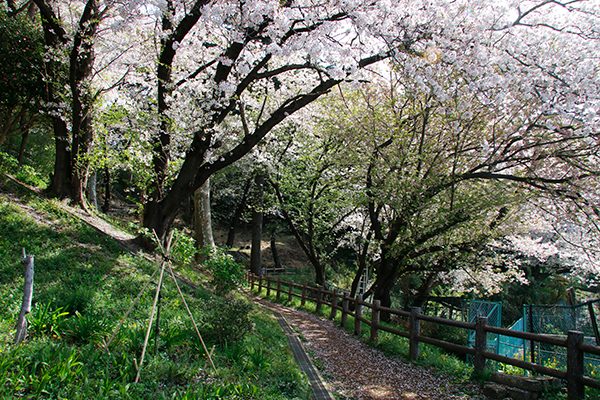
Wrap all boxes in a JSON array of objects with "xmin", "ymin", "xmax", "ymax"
[
  {"xmin": 522, "ymin": 300, "xmax": 600, "ymax": 374},
  {"xmin": 468, "ymin": 300, "xmax": 502, "ymax": 367}
]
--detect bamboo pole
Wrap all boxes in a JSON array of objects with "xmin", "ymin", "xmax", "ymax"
[{"xmin": 134, "ymin": 260, "xmax": 165, "ymax": 383}]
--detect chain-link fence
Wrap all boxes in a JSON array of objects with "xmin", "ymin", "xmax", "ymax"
[
  {"xmin": 523, "ymin": 300, "xmax": 600, "ymax": 374},
  {"xmin": 468, "ymin": 300, "xmax": 502, "ymax": 367}
]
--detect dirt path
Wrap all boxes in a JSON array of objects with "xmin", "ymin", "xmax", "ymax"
[{"xmin": 251, "ymin": 295, "xmax": 488, "ymax": 400}]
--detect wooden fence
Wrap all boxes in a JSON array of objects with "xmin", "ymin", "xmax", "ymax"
[{"xmin": 247, "ymin": 273, "xmax": 600, "ymax": 400}]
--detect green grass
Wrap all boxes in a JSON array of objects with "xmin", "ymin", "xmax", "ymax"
[{"xmin": 0, "ymin": 192, "xmax": 312, "ymax": 399}]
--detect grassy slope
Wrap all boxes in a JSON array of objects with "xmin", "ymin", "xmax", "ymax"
[{"xmin": 0, "ymin": 183, "xmax": 311, "ymax": 399}]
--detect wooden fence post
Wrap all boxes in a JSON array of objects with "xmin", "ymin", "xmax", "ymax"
[
  {"xmin": 341, "ymin": 292, "xmax": 349, "ymax": 327},
  {"xmin": 316, "ymin": 286, "xmax": 323, "ymax": 314},
  {"xmin": 258, "ymin": 275, "xmax": 263, "ymax": 293},
  {"xmin": 14, "ymin": 249, "xmax": 34, "ymax": 344},
  {"xmin": 409, "ymin": 307, "xmax": 421, "ymax": 360},
  {"xmin": 474, "ymin": 317, "xmax": 488, "ymax": 376},
  {"xmin": 370, "ymin": 300, "xmax": 381, "ymax": 343},
  {"xmin": 567, "ymin": 330, "xmax": 585, "ymax": 400},
  {"xmin": 354, "ymin": 294, "xmax": 363, "ymax": 336},
  {"xmin": 276, "ymin": 277, "xmax": 282, "ymax": 301},
  {"xmin": 301, "ymin": 283, "xmax": 307, "ymax": 306},
  {"xmin": 330, "ymin": 289, "xmax": 338, "ymax": 320},
  {"xmin": 250, "ymin": 274, "xmax": 255, "ymax": 291},
  {"xmin": 288, "ymin": 280, "xmax": 294, "ymax": 303},
  {"xmin": 266, "ymin": 277, "xmax": 271, "ymax": 297}
]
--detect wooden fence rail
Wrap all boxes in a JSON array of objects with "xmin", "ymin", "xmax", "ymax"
[{"xmin": 247, "ymin": 273, "xmax": 600, "ymax": 400}]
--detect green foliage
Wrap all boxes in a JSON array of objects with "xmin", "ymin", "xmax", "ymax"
[
  {"xmin": 204, "ymin": 247, "xmax": 244, "ymax": 294},
  {"xmin": 0, "ymin": 152, "xmax": 48, "ymax": 188},
  {"xmin": 65, "ymin": 311, "xmax": 108, "ymax": 345},
  {"xmin": 420, "ymin": 321, "xmax": 468, "ymax": 347},
  {"xmin": 27, "ymin": 303, "xmax": 69, "ymax": 339},
  {"xmin": 202, "ymin": 298, "xmax": 253, "ymax": 345},
  {"xmin": 0, "ymin": 8, "xmax": 46, "ymax": 109},
  {"xmin": 247, "ymin": 347, "xmax": 271, "ymax": 370},
  {"xmin": 0, "ymin": 151, "xmax": 17, "ymax": 173},
  {"xmin": 170, "ymin": 228, "xmax": 196, "ymax": 265}
]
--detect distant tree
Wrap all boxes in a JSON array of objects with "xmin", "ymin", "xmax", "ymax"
[{"xmin": 269, "ymin": 126, "xmax": 360, "ymax": 286}]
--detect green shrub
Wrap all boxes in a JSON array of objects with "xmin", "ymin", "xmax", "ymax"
[
  {"xmin": 201, "ymin": 298, "xmax": 253, "ymax": 346},
  {"xmin": 204, "ymin": 247, "xmax": 244, "ymax": 295},
  {"xmin": 0, "ymin": 152, "xmax": 47, "ymax": 188},
  {"xmin": 0, "ymin": 152, "xmax": 18, "ymax": 175},
  {"xmin": 170, "ymin": 229, "xmax": 196, "ymax": 265}
]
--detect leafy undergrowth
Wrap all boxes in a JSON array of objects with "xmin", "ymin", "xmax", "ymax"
[{"xmin": 0, "ymin": 191, "xmax": 311, "ymax": 399}]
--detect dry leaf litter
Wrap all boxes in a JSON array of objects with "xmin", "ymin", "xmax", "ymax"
[{"xmin": 254, "ymin": 296, "xmax": 488, "ymax": 400}]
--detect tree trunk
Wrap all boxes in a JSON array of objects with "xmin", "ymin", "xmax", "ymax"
[
  {"xmin": 410, "ymin": 272, "xmax": 439, "ymax": 310},
  {"xmin": 86, "ymin": 170, "xmax": 97, "ymax": 210},
  {"xmin": 226, "ymin": 177, "xmax": 252, "ymax": 248},
  {"xmin": 48, "ymin": 116, "xmax": 72, "ymax": 198},
  {"xmin": 250, "ymin": 172, "xmax": 264, "ymax": 275},
  {"xmin": 17, "ymin": 129, "xmax": 29, "ymax": 164},
  {"xmin": 38, "ymin": 2, "xmax": 72, "ymax": 198},
  {"xmin": 194, "ymin": 178, "xmax": 215, "ymax": 261},
  {"xmin": 270, "ymin": 229, "xmax": 282, "ymax": 270},
  {"xmin": 68, "ymin": 0, "xmax": 99, "ymax": 207},
  {"xmin": 369, "ymin": 253, "xmax": 399, "ymax": 322},
  {"xmin": 102, "ymin": 166, "xmax": 110, "ymax": 213}
]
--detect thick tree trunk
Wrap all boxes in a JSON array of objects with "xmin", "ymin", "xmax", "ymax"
[
  {"xmin": 49, "ymin": 117, "xmax": 72, "ymax": 198},
  {"xmin": 69, "ymin": 0, "xmax": 99, "ymax": 206},
  {"xmin": 410, "ymin": 272, "xmax": 439, "ymax": 310},
  {"xmin": 39, "ymin": 9, "xmax": 72, "ymax": 198},
  {"xmin": 369, "ymin": 253, "xmax": 399, "ymax": 322},
  {"xmin": 226, "ymin": 177, "xmax": 252, "ymax": 248},
  {"xmin": 250, "ymin": 172, "xmax": 264, "ymax": 275},
  {"xmin": 194, "ymin": 178, "xmax": 215, "ymax": 261}
]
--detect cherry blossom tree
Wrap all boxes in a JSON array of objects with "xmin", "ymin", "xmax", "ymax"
[
  {"xmin": 314, "ymin": 10, "xmax": 600, "ymax": 310},
  {"xmin": 118, "ymin": 0, "xmax": 434, "ymax": 245}
]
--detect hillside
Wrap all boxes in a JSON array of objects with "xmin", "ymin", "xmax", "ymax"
[{"xmin": 0, "ymin": 179, "xmax": 312, "ymax": 399}]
